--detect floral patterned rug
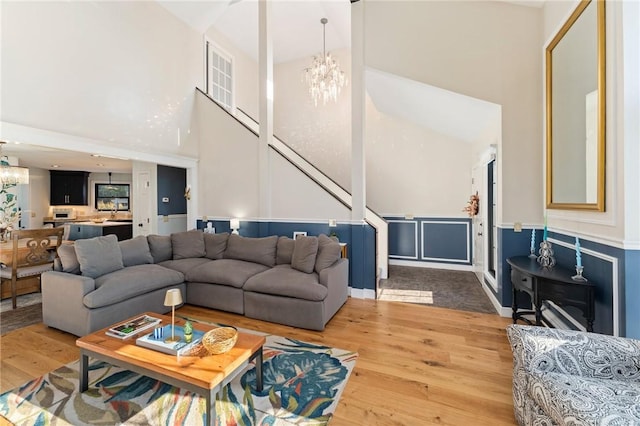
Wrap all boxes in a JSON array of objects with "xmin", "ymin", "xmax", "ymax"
[{"xmin": 0, "ymin": 334, "xmax": 357, "ymax": 425}]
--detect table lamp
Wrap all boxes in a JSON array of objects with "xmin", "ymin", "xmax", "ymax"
[
  {"xmin": 230, "ymin": 218, "xmax": 240, "ymax": 235},
  {"xmin": 163, "ymin": 288, "xmax": 183, "ymax": 342}
]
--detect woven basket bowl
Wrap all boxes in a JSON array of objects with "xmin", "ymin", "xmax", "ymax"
[{"xmin": 202, "ymin": 327, "xmax": 238, "ymax": 355}]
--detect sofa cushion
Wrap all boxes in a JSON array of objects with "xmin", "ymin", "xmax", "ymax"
[
  {"xmin": 172, "ymin": 230, "xmax": 205, "ymax": 260},
  {"xmin": 84, "ymin": 264, "xmax": 185, "ymax": 308},
  {"xmin": 74, "ymin": 234, "xmax": 124, "ymax": 279},
  {"xmin": 57, "ymin": 243, "xmax": 80, "ymax": 274},
  {"xmin": 158, "ymin": 258, "xmax": 211, "ymax": 275},
  {"xmin": 276, "ymin": 236, "xmax": 295, "ymax": 265},
  {"xmin": 244, "ymin": 265, "xmax": 327, "ymax": 301},
  {"xmin": 224, "ymin": 234, "xmax": 278, "ymax": 267},
  {"xmin": 186, "ymin": 259, "xmax": 270, "ymax": 288},
  {"xmin": 147, "ymin": 235, "xmax": 172, "ymax": 263},
  {"xmin": 315, "ymin": 234, "xmax": 341, "ymax": 272},
  {"xmin": 291, "ymin": 236, "xmax": 318, "ymax": 273},
  {"xmin": 527, "ymin": 370, "xmax": 640, "ymax": 425},
  {"xmin": 119, "ymin": 235, "xmax": 153, "ymax": 267},
  {"xmin": 204, "ymin": 232, "xmax": 229, "ymax": 260}
]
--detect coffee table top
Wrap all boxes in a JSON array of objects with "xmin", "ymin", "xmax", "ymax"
[{"xmin": 76, "ymin": 312, "xmax": 265, "ymax": 390}]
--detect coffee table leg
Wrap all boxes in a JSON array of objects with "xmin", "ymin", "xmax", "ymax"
[
  {"xmin": 256, "ymin": 347, "xmax": 263, "ymax": 392},
  {"xmin": 79, "ymin": 351, "xmax": 89, "ymax": 392},
  {"xmin": 206, "ymin": 389, "xmax": 216, "ymax": 426}
]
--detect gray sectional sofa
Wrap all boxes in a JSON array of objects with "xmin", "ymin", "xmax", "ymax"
[{"xmin": 42, "ymin": 231, "xmax": 348, "ymax": 336}]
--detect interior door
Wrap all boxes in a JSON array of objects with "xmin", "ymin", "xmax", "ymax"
[
  {"xmin": 134, "ymin": 171, "xmax": 151, "ymax": 237},
  {"xmin": 471, "ymin": 165, "xmax": 485, "ymax": 284}
]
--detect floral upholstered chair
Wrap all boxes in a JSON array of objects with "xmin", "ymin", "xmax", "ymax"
[{"xmin": 506, "ymin": 324, "xmax": 640, "ymax": 425}]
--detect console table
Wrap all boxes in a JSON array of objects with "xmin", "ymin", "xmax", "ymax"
[{"xmin": 507, "ymin": 256, "xmax": 595, "ymax": 332}]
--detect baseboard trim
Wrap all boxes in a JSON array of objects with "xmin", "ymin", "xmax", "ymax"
[
  {"xmin": 389, "ymin": 259, "xmax": 473, "ymax": 272},
  {"xmin": 480, "ymin": 281, "xmax": 512, "ymax": 317},
  {"xmin": 349, "ymin": 288, "xmax": 376, "ymax": 299}
]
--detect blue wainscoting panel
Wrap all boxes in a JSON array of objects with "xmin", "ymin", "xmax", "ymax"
[
  {"xmin": 386, "ymin": 217, "xmax": 471, "ymax": 265},
  {"xmin": 625, "ymin": 250, "xmax": 640, "ymax": 339},
  {"xmin": 422, "ymin": 220, "xmax": 470, "ymax": 263},
  {"xmin": 387, "ymin": 220, "xmax": 418, "ymax": 259}
]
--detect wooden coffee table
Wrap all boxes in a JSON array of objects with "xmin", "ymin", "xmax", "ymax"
[{"xmin": 76, "ymin": 312, "xmax": 265, "ymax": 426}]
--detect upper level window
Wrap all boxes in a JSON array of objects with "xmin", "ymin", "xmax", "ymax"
[{"xmin": 206, "ymin": 41, "xmax": 234, "ymax": 111}]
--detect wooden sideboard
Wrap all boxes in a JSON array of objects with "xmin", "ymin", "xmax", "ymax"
[{"xmin": 507, "ymin": 256, "xmax": 596, "ymax": 332}]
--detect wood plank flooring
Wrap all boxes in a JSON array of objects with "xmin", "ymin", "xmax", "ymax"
[{"xmin": 0, "ymin": 298, "xmax": 516, "ymax": 425}]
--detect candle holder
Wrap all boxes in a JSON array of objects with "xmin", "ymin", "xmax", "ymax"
[
  {"xmin": 537, "ymin": 240, "xmax": 556, "ymax": 268},
  {"xmin": 572, "ymin": 265, "xmax": 588, "ymax": 282},
  {"xmin": 528, "ymin": 247, "xmax": 537, "ymax": 259}
]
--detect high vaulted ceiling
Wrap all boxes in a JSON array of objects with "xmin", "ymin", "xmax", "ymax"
[{"xmin": 157, "ymin": 0, "xmax": 351, "ymax": 64}]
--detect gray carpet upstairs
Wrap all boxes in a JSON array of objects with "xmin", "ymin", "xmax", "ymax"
[{"xmin": 378, "ymin": 266, "xmax": 496, "ymax": 314}]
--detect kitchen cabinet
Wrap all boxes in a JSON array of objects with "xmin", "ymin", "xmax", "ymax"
[
  {"xmin": 68, "ymin": 222, "xmax": 133, "ymax": 241},
  {"xmin": 50, "ymin": 171, "xmax": 90, "ymax": 205}
]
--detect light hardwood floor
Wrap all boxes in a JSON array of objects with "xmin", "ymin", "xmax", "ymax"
[{"xmin": 0, "ymin": 299, "xmax": 516, "ymax": 425}]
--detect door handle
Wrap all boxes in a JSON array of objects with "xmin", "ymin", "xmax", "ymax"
[
  {"xmin": 138, "ymin": 223, "xmax": 144, "ymax": 227},
  {"xmin": 477, "ymin": 232, "xmax": 483, "ymax": 236}
]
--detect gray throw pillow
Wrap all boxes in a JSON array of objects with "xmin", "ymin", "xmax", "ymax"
[
  {"xmin": 119, "ymin": 235, "xmax": 154, "ymax": 267},
  {"xmin": 204, "ymin": 232, "xmax": 229, "ymax": 260},
  {"xmin": 171, "ymin": 230, "xmax": 205, "ymax": 260},
  {"xmin": 57, "ymin": 243, "xmax": 80, "ymax": 274},
  {"xmin": 315, "ymin": 234, "xmax": 342, "ymax": 272},
  {"xmin": 276, "ymin": 236, "xmax": 295, "ymax": 265},
  {"xmin": 224, "ymin": 234, "xmax": 278, "ymax": 267},
  {"xmin": 147, "ymin": 234, "xmax": 172, "ymax": 263},
  {"xmin": 74, "ymin": 234, "xmax": 124, "ymax": 279},
  {"xmin": 291, "ymin": 236, "xmax": 319, "ymax": 274}
]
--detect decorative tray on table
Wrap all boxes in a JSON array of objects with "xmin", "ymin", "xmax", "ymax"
[{"xmin": 136, "ymin": 325, "xmax": 205, "ymax": 355}]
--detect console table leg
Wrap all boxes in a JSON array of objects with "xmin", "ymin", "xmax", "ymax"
[
  {"xmin": 587, "ymin": 320, "xmax": 594, "ymax": 333},
  {"xmin": 79, "ymin": 351, "xmax": 89, "ymax": 392},
  {"xmin": 535, "ymin": 305, "xmax": 542, "ymax": 326}
]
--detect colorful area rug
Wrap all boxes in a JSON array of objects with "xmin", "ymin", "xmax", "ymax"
[{"xmin": 0, "ymin": 334, "xmax": 357, "ymax": 425}]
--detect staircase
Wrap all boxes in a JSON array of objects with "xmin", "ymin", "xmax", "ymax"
[{"xmin": 196, "ymin": 88, "xmax": 388, "ymax": 282}]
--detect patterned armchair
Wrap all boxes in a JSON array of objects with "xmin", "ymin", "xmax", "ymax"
[{"xmin": 506, "ymin": 325, "xmax": 640, "ymax": 425}]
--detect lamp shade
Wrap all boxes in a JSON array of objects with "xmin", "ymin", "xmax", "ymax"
[
  {"xmin": 163, "ymin": 288, "xmax": 183, "ymax": 307},
  {"xmin": 230, "ymin": 218, "xmax": 240, "ymax": 230}
]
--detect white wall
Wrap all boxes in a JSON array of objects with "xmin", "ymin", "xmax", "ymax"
[
  {"xmin": 269, "ymin": 152, "xmax": 351, "ymax": 221},
  {"xmin": 274, "ymin": 48, "xmax": 352, "ymax": 192},
  {"xmin": 195, "ymin": 91, "xmax": 260, "ymax": 219},
  {"xmin": 366, "ymin": 96, "xmax": 472, "ymax": 216},
  {"xmin": 1, "ymin": 1, "xmax": 202, "ymax": 158},
  {"xmin": 364, "ymin": 0, "xmax": 542, "ymax": 226}
]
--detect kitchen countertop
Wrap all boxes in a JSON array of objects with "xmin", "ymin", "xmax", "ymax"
[{"xmin": 73, "ymin": 221, "xmax": 133, "ymax": 227}]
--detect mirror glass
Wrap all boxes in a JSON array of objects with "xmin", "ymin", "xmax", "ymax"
[{"xmin": 546, "ymin": 0, "xmax": 605, "ymax": 211}]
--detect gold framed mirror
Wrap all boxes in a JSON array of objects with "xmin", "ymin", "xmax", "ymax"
[{"xmin": 546, "ymin": 0, "xmax": 605, "ymax": 211}]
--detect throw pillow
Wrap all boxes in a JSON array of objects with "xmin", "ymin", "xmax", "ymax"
[
  {"xmin": 171, "ymin": 230, "xmax": 205, "ymax": 260},
  {"xmin": 119, "ymin": 235, "xmax": 153, "ymax": 267},
  {"xmin": 57, "ymin": 243, "xmax": 80, "ymax": 274},
  {"xmin": 291, "ymin": 235, "xmax": 319, "ymax": 274},
  {"xmin": 204, "ymin": 232, "xmax": 229, "ymax": 260},
  {"xmin": 74, "ymin": 234, "xmax": 124, "ymax": 279},
  {"xmin": 276, "ymin": 236, "xmax": 295, "ymax": 264},
  {"xmin": 224, "ymin": 234, "xmax": 278, "ymax": 267},
  {"xmin": 315, "ymin": 233, "xmax": 342, "ymax": 272},
  {"xmin": 147, "ymin": 234, "xmax": 172, "ymax": 263}
]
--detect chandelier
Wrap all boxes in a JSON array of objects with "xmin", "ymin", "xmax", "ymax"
[
  {"xmin": 303, "ymin": 18, "xmax": 347, "ymax": 106},
  {"xmin": 0, "ymin": 142, "xmax": 29, "ymax": 185}
]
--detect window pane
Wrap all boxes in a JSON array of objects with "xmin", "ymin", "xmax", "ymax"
[
  {"xmin": 225, "ymin": 60, "xmax": 231, "ymax": 75},
  {"xmin": 225, "ymin": 75, "xmax": 231, "ymax": 90}
]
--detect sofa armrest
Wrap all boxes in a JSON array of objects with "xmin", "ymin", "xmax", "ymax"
[
  {"xmin": 319, "ymin": 258, "xmax": 348, "ymax": 288},
  {"xmin": 42, "ymin": 271, "xmax": 96, "ymax": 336},
  {"xmin": 507, "ymin": 324, "xmax": 640, "ymax": 382}
]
